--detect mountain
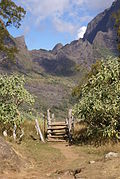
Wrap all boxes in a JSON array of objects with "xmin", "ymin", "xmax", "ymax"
[
  {"xmin": 52, "ymin": 43, "xmax": 63, "ymax": 54},
  {"xmin": 30, "ymin": 0, "xmax": 119, "ymax": 77},
  {"xmin": 0, "ymin": 0, "xmax": 119, "ymax": 118},
  {"xmin": 84, "ymin": 0, "xmax": 119, "ymax": 55},
  {"xmin": 84, "ymin": 0, "xmax": 119, "ymax": 44}
]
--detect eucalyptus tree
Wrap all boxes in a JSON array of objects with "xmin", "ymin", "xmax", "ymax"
[{"xmin": 0, "ymin": 0, "xmax": 26, "ymax": 59}]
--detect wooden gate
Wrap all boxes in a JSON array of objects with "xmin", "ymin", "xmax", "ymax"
[{"xmin": 47, "ymin": 109, "xmax": 74, "ymax": 143}]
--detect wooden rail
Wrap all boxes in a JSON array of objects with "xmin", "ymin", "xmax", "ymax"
[{"xmin": 46, "ymin": 109, "xmax": 74, "ymax": 143}]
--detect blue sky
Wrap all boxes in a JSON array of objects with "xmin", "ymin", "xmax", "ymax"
[{"xmin": 8, "ymin": 0, "xmax": 114, "ymax": 50}]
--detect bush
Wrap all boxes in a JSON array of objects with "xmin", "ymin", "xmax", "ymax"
[
  {"xmin": 73, "ymin": 57, "xmax": 120, "ymax": 142},
  {"xmin": 0, "ymin": 74, "xmax": 34, "ymax": 134}
]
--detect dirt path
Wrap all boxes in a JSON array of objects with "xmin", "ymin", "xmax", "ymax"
[
  {"xmin": 0, "ymin": 143, "xmax": 80, "ymax": 179},
  {"xmin": 1, "ymin": 142, "xmax": 120, "ymax": 179},
  {"xmin": 49, "ymin": 143, "xmax": 120, "ymax": 179},
  {"xmin": 52, "ymin": 143, "xmax": 79, "ymax": 164}
]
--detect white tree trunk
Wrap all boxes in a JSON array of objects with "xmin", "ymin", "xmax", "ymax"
[{"xmin": 13, "ymin": 124, "xmax": 17, "ymax": 141}]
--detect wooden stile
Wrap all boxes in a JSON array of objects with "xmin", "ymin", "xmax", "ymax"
[{"xmin": 46, "ymin": 109, "xmax": 74, "ymax": 143}]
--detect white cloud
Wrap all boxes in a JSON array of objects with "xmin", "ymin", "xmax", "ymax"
[
  {"xmin": 21, "ymin": 0, "xmax": 69, "ymax": 22},
  {"xmin": 77, "ymin": 26, "xmax": 87, "ymax": 39},
  {"xmin": 73, "ymin": 0, "xmax": 114, "ymax": 11},
  {"xmin": 53, "ymin": 17, "xmax": 77, "ymax": 34},
  {"xmin": 18, "ymin": 0, "xmax": 114, "ymax": 36},
  {"xmin": 84, "ymin": 0, "xmax": 114, "ymax": 11},
  {"xmin": 73, "ymin": 0, "xmax": 84, "ymax": 6}
]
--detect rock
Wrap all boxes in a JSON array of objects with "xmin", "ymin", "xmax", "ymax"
[
  {"xmin": 89, "ymin": 160, "xmax": 95, "ymax": 164},
  {"xmin": 0, "ymin": 137, "xmax": 22, "ymax": 172},
  {"xmin": 15, "ymin": 35, "xmax": 27, "ymax": 49},
  {"xmin": 52, "ymin": 43, "xmax": 63, "ymax": 54},
  {"xmin": 84, "ymin": 0, "xmax": 120, "ymax": 44},
  {"xmin": 3, "ymin": 130, "xmax": 7, "ymax": 137},
  {"xmin": 53, "ymin": 168, "xmax": 82, "ymax": 179},
  {"xmin": 105, "ymin": 152, "xmax": 119, "ymax": 159}
]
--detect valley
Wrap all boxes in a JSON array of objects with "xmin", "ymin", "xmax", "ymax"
[{"xmin": 0, "ymin": 0, "xmax": 119, "ymax": 118}]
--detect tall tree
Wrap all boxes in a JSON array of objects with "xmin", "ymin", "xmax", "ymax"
[
  {"xmin": 0, "ymin": 0, "xmax": 26, "ymax": 59},
  {"xmin": 73, "ymin": 57, "xmax": 120, "ymax": 142}
]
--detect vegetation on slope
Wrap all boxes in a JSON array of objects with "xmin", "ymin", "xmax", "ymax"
[
  {"xmin": 73, "ymin": 57, "xmax": 120, "ymax": 142},
  {"xmin": 0, "ymin": 74, "xmax": 34, "ymax": 136}
]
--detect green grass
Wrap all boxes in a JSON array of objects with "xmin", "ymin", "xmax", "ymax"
[
  {"xmin": 13, "ymin": 139, "xmax": 64, "ymax": 174},
  {"xmin": 23, "ymin": 141, "xmax": 63, "ymax": 167}
]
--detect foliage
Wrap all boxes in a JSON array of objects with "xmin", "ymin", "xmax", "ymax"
[
  {"xmin": 72, "ymin": 60, "xmax": 101, "ymax": 100},
  {"xmin": 0, "ymin": 0, "xmax": 26, "ymax": 59},
  {"xmin": 0, "ymin": 0, "xmax": 26, "ymax": 28},
  {"xmin": 73, "ymin": 57, "xmax": 120, "ymax": 141},
  {"xmin": 0, "ymin": 74, "xmax": 34, "ymax": 131}
]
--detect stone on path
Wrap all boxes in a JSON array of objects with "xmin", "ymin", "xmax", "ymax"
[{"xmin": 105, "ymin": 152, "xmax": 119, "ymax": 159}]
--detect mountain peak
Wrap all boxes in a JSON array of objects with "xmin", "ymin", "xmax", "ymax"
[
  {"xmin": 15, "ymin": 35, "xmax": 27, "ymax": 49},
  {"xmin": 52, "ymin": 43, "xmax": 63, "ymax": 54},
  {"xmin": 84, "ymin": 0, "xmax": 120, "ymax": 43}
]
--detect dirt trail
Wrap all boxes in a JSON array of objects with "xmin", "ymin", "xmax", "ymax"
[
  {"xmin": 0, "ymin": 143, "xmax": 82, "ymax": 179},
  {"xmin": 49, "ymin": 143, "xmax": 120, "ymax": 179},
  {"xmin": 52, "ymin": 143, "xmax": 79, "ymax": 164},
  {"xmin": 1, "ymin": 142, "xmax": 120, "ymax": 179}
]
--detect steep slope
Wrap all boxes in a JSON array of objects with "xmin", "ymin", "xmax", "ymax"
[
  {"xmin": 52, "ymin": 43, "xmax": 63, "ymax": 55},
  {"xmin": 84, "ymin": 0, "xmax": 119, "ymax": 57},
  {"xmin": 84, "ymin": 0, "xmax": 119, "ymax": 44},
  {"xmin": 0, "ymin": 35, "xmax": 33, "ymax": 74}
]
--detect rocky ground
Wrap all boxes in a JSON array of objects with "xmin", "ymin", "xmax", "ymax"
[{"xmin": 1, "ymin": 137, "xmax": 120, "ymax": 179}]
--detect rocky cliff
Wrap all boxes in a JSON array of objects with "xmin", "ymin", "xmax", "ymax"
[{"xmin": 84, "ymin": 0, "xmax": 119, "ymax": 43}]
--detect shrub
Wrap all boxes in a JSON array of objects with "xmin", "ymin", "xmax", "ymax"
[
  {"xmin": 73, "ymin": 57, "xmax": 120, "ymax": 142},
  {"xmin": 0, "ymin": 74, "xmax": 34, "ymax": 134}
]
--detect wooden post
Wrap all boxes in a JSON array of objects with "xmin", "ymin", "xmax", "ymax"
[
  {"xmin": 35, "ymin": 119, "xmax": 45, "ymax": 143},
  {"xmin": 68, "ymin": 109, "xmax": 74, "ymax": 132},
  {"xmin": 13, "ymin": 124, "xmax": 17, "ymax": 141},
  {"xmin": 47, "ymin": 109, "xmax": 51, "ymax": 127},
  {"xmin": 68, "ymin": 109, "xmax": 74, "ymax": 145},
  {"xmin": 43, "ymin": 114, "xmax": 46, "ymax": 138},
  {"xmin": 52, "ymin": 113, "xmax": 55, "ymax": 122},
  {"xmin": 19, "ymin": 128, "xmax": 24, "ymax": 142},
  {"xmin": 65, "ymin": 118, "xmax": 68, "ymax": 125},
  {"xmin": 47, "ymin": 109, "xmax": 52, "ymax": 137}
]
